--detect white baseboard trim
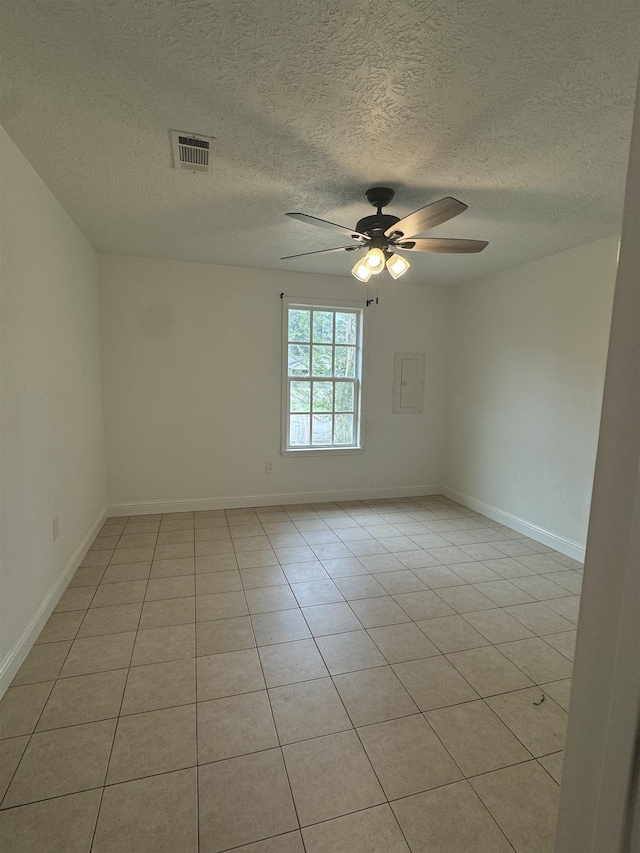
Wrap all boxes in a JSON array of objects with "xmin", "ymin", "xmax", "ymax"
[
  {"xmin": 107, "ymin": 485, "xmax": 443, "ymax": 517},
  {"xmin": 440, "ymin": 486, "xmax": 586, "ymax": 562},
  {"xmin": 0, "ymin": 507, "xmax": 108, "ymax": 698}
]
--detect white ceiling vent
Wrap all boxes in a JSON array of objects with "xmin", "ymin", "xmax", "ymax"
[{"xmin": 170, "ymin": 130, "xmax": 215, "ymax": 173}]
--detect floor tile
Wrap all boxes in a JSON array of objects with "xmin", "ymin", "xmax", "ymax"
[
  {"xmin": 539, "ymin": 679, "xmax": 572, "ymax": 711},
  {"xmin": 0, "ymin": 736, "xmax": 29, "ymax": 800},
  {"xmin": 393, "ymin": 590, "xmax": 455, "ymax": 620},
  {"xmin": 412, "ymin": 565, "xmax": 465, "ymax": 588},
  {"xmin": 545, "ymin": 596, "xmax": 580, "ymax": 624},
  {"xmin": 392, "ymin": 780, "xmax": 513, "ymax": 852},
  {"xmin": 0, "ymin": 789, "xmax": 102, "ymax": 853},
  {"xmin": 450, "ymin": 561, "xmax": 502, "ymax": 583},
  {"xmin": 473, "ymin": 579, "xmax": 536, "ymax": 607},
  {"xmin": 393, "ymin": 656, "xmax": 478, "ymax": 710},
  {"xmin": 311, "ymin": 542, "xmax": 354, "ymax": 560},
  {"xmin": 447, "ymin": 646, "xmax": 533, "ymax": 697},
  {"xmin": 396, "ymin": 550, "xmax": 443, "ymax": 569},
  {"xmin": 481, "ymin": 558, "xmax": 532, "ymax": 579},
  {"xmin": 274, "ymin": 545, "xmax": 316, "ymax": 564},
  {"xmin": 121, "ymin": 658, "xmax": 195, "ymax": 714},
  {"xmin": 196, "ymin": 616, "xmax": 255, "ymax": 655},
  {"xmin": 36, "ymin": 610, "xmax": 84, "ymax": 643},
  {"xmin": 542, "ymin": 630, "xmax": 576, "ymax": 661},
  {"xmin": 195, "ymin": 553, "xmax": 238, "ymax": 573},
  {"xmin": 268, "ymin": 678, "xmax": 352, "ymax": 744},
  {"xmin": 315, "ymin": 630, "xmax": 387, "ymax": 675},
  {"xmin": 240, "ymin": 566, "xmax": 288, "ymax": 588},
  {"xmin": 374, "ymin": 570, "xmax": 428, "ymax": 594},
  {"xmin": 80, "ymin": 550, "xmax": 112, "ymax": 568},
  {"xmin": 434, "ymin": 584, "xmax": 496, "ymax": 613},
  {"xmin": 102, "ymin": 562, "xmax": 151, "ymax": 584},
  {"xmin": 290, "ymin": 580, "xmax": 344, "ymax": 607},
  {"xmin": 132, "ymin": 623, "xmax": 196, "ymax": 665},
  {"xmin": 416, "ymin": 614, "xmax": 490, "ymax": 653},
  {"xmin": 107, "ymin": 704, "xmax": 196, "ymax": 783},
  {"xmin": 259, "ymin": 639, "xmax": 328, "ymax": 687},
  {"xmin": 110, "ymin": 546, "xmax": 155, "ymax": 565},
  {"xmin": 358, "ymin": 714, "xmax": 462, "ymax": 799},
  {"xmin": 59, "ymin": 632, "xmax": 135, "ymax": 678},
  {"xmin": 53, "ymin": 585, "xmax": 96, "ymax": 612},
  {"xmin": 154, "ymin": 544, "xmax": 194, "ymax": 561},
  {"xmin": 93, "ymin": 768, "xmax": 197, "ymax": 853},
  {"xmin": 359, "ymin": 553, "xmax": 406, "ymax": 573},
  {"xmin": 149, "ymin": 557, "xmax": 195, "ymax": 578},
  {"xmin": 196, "ymin": 570, "xmax": 243, "ymax": 594},
  {"xmin": 334, "ymin": 665, "xmax": 418, "ymax": 726},
  {"xmin": 426, "ymin": 698, "xmax": 531, "ymax": 776},
  {"xmin": 542, "ymin": 571, "xmax": 582, "ymax": 594},
  {"xmin": 68, "ymin": 566, "xmax": 107, "ymax": 588},
  {"xmin": 348, "ymin": 595, "xmax": 412, "ymax": 628},
  {"xmin": 463, "ymin": 608, "xmax": 535, "ymax": 643},
  {"xmin": 237, "ymin": 550, "xmax": 280, "ymax": 570},
  {"xmin": 282, "ymin": 561, "xmax": 330, "ymax": 582},
  {"xmin": 538, "ymin": 751, "xmax": 564, "ymax": 783},
  {"xmin": 470, "ymin": 760, "xmax": 559, "ymax": 853},
  {"xmin": 145, "ymin": 576, "xmax": 195, "ymax": 601},
  {"xmin": 36, "ymin": 669, "xmax": 127, "ymax": 730},
  {"xmin": 301, "ymin": 602, "xmax": 363, "ymax": 635},
  {"xmin": 197, "ymin": 649, "xmax": 265, "ymax": 701},
  {"xmin": 199, "ymin": 749, "xmax": 297, "ymax": 853},
  {"xmin": 367, "ymin": 622, "xmax": 440, "ymax": 663},
  {"xmin": 321, "ymin": 556, "xmax": 369, "ymax": 577},
  {"xmin": 302, "ymin": 804, "xmax": 410, "ymax": 853},
  {"xmin": 505, "ymin": 603, "xmax": 576, "ymax": 635},
  {"xmin": 251, "ymin": 609, "xmax": 311, "ymax": 645},
  {"xmin": 196, "ymin": 591, "xmax": 248, "ymax": 621},
  {"xmin": 486, "ymin": 687, "xmax": 567, "ymax": 757},
  {"xmin": 283, "ymin": 729, "xmax": 385, "ymax": 826},
  {"xmin": 496, "ymin": 638, "xmax": 573, "ymax": 683},
  {"xmin": 510, "ymin": 575, "xmax": 571, "ymax": 601},
  {"xmin": 76, "ymin": 603, "xmax": 142, "ymax": 638},
  {"xmin": 139, "ymin": 597, "xmax": 195, "ymax": 629},
  {"xmin": 246, "ymin": 585, "xmax": 298, "ymax": 613},
  {"xmin": 333, "ymin": 574, "xmax": 387, "ymax": 599},
  {"xmin": 11, "ymin": 642, "xmax": 70, "ymax": 686},
  {"xmin": 2, "ymin": 719, "xmax": 115, "ymax": 807},
  {"xmin": 198, "ymin": 691, "xmax": 277, "ymax": 763}
]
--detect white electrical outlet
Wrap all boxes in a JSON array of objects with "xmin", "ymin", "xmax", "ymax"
[
  {"xmin": 265, "ymin": 461, "xmax": 274, "ymax": 474},
  {"xmin": 52, "ymin": 516, "xmax": 60, "ymax": 541}
]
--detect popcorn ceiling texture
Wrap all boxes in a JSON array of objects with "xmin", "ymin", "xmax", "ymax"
[{"xmin": 1, "ymin": 0, "xmax": 638, "ymax": 285}]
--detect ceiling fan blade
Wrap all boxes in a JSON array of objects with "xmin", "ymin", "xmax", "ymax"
[
  {"xmin": 281, "ymin": 245, "xmax": 364, "ymax": 260},
  {"xmin": 394, "ymin": 237, "xmax": 488, "ymax": 253},
  {"xmin": 385, "ymin": 197, "xmax": 468, "ymax": 239},
  {"xmin": 287, "ymin": 212, "xmax": 369, "ymax": 241}
]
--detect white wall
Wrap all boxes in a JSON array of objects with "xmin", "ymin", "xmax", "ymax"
[
  {"xmin": 0, "ymin": 127, "xmax": 107, "ymax": 683},
  {"xmin": 99, "ymin": 255, "xmax": 450, "ymax": 511},
  {"xmin": 445, "ymin": 236, "xmax": 618, "ymax": 554}
]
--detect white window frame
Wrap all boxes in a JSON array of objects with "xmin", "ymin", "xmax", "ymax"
[{"xmin": 281, "ymin": 297, "xmax": 365, "ymax": 457}]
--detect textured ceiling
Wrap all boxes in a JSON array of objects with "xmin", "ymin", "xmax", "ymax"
[{"xmin": 1, "ymin": 0, "xmax": 639, "ymax": 285}]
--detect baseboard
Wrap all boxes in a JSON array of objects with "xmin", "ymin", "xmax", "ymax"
[
  {"xmin": 107, "ymin": 485, "xmax": 443, "ymax": 517},
  {"xmin": 0, "ymin": 507, "xmax": 109, "ymax": 698},
  {"xmin": 440, "ymin": 486, "xmax": 586, "ymax": 562}
]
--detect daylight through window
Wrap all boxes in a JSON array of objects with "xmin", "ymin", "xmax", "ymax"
[{"xmin": 283, "ymin": 301, "xmax": 363, "ymax": 453}]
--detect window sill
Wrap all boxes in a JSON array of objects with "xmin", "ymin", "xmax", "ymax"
[{"xmin": 281, "ymin": 447, "xmax": 364, "ymax": 458}]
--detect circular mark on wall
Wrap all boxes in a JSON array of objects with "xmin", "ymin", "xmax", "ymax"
[{"xmin": 138, "ymin": 303, "xmax": 175, "ymax": 340}]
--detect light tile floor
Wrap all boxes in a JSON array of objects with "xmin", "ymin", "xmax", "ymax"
[{"xmin": 0, "ymin": 495, "xmax": 582, "ymax": 852}]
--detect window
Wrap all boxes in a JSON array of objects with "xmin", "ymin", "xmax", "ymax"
[{"xmin": 282, "ymin": 299, "xmax": 364, "ymax": 455}]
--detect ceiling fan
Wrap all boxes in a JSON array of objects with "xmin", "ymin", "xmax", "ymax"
[{"xmin": 282, "ymin": 186, "xmax": 488, "ymax": 281}]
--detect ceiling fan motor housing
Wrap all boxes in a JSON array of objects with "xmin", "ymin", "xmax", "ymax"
[{"xmin": 355, "ymin": 213, "xmax": 401, "ymax": 245}]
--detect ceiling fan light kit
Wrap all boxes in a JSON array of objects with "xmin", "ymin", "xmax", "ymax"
[
  {"xmin": 386, "ymin": 253, "xmax": 411, "ymax": 280},
  {"xmin": 351, "ymin": 258, "xmax": 373, "ymax": 282},
  {"xmin": 282, "ymin": 186, "xmax": 488, "ymax": 282}
]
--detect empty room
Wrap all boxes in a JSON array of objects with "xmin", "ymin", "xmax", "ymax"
[{"xmin": 1, "ymin": 2, "xmax": 639, "ymax": 852}]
